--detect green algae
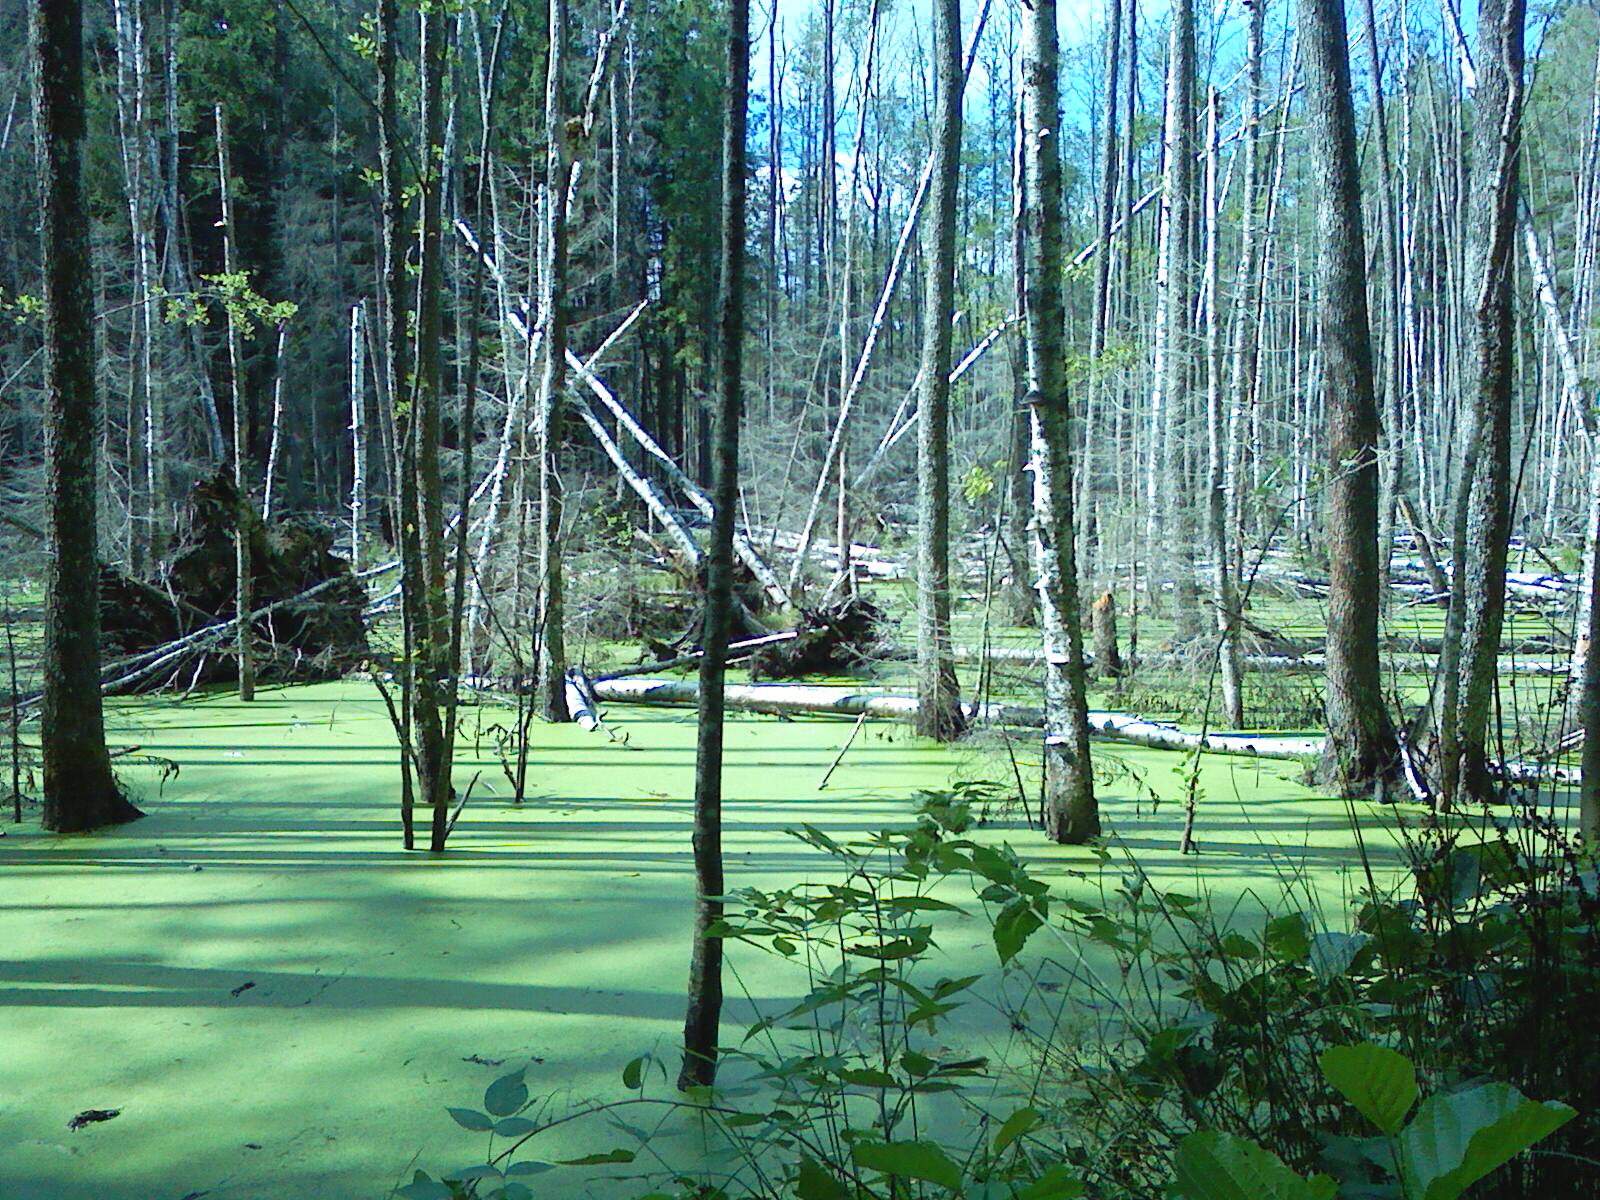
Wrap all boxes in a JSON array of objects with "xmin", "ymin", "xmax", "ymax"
[{"xmin": 0, "ymin": 680, "xmax": 1450, "ymax": 1198}]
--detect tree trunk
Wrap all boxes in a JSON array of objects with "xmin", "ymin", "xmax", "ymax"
[
  {"xmin": 377, "ymin": 0, "xmax": 415, "ymax": 850},
  {"xmin": 31, "ymin": 0, "xmax": 141, "ymax": 832},
  {"xmin": 535, "ymin": 0, "xmax": 573, "ymax": 724},
  {"xmin": 1451, "ymin": 0, "xmax": 1524, "ymax": 801},
  {"xmin": 1296, "ymin": 0, "xmax": 1400, "ymax": 797},
  {"xmin": 1091, "ymin": 591, "xmax": 1123, "ymax": 681},
  {"xmin": 414, "ymin": 5, "xmax": 454, "ymax": 850},
  {"xmin": 913, "ymin": 0, "xmax": 965, "ymax": 742},
  {"xmin": 680, "ymin": 0, "xmax": 748, "ymax": 1092},
  {"xmin": 1203, "ymin": 86, "xmax": 1244, "ymax": 728},
  {"xmin": 1022, "ymin": 0, "xmax": 1097, "ymax": 844},
  {"xmin": 1582, "ymin": 465, "xmax": 1600, "ymax": 842},
  {"xmin": 215, "ymin": 106, "xmax": 256, "ymax": 703}
]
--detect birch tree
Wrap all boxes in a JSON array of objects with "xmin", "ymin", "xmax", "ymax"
[{"xmin": 1021, "ymin": 0, "xmax": 1096, "ymax": 843}]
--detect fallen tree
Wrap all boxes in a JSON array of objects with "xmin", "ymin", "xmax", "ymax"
[
  {"xmin": 584, "ymin": 677, "xmax": 1582, "ymax": 784},
  {"xmin": 586, "ymin": 676, "xmax": 1320, "ymax": 760},
  {"xmin": 98, "ymin": 473, "xmax": 370, "ymax": 691}
]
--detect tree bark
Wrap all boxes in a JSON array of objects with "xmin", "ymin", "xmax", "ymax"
[
  {"xmin": 414, "ymin": 5, "xmax": 454, "ymax": 850},
  {"xmin": 377, "ymin": 0, "xmax": 415, "ymax": 850},
  {"xmin": 913, "ymin": 0, "xmax": 965, "ymax": 742},
  {"xmin": 1022, "ymin": 0, "xmax": 1097, "ymax": 843},
  {"xmin": 680, "ymin": 0, "xmax": 748, "ymax": 1092},
  {"xmin": 1451, "ymin": 0, "xmax": 1524, "ymax": 801},
  {"xmin": 31, "ymin": 0, "xmax": 141, "ymax": 832},
  {"xmin": 535, "ymin": 0, "xmax": 573, "ymax": 724},
  {"xmin": 1296, "ymin": 0, "xmax": 1400, "ymax": 797},
  {"xmin": 215, "ymin": 106, "xmax": 256, "ymax": 703}
]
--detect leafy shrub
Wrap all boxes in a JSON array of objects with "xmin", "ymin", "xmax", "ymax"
[{"xmin": 407, "ymin": 790, "xmax": 1594, "ymax": 1199}]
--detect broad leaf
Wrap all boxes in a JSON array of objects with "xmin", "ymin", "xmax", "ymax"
[
  {"xmin": 1397, "ymin": 1083, "xmax": 1575, "ymax": 1200},
  {"xmin": 395, "ymin": 1173, "xmax": 454, "ymax": 1200},
  {"xmin": 447, "ymin": 1107, "xmax": 495, "ymax": 1133},
  {"xmin": 556, "ymin": 1148, "xmax": 637, "ymax": 1166},
  {"xmin": 994, "ymin": 897, "xmax": 1044, "ymax": 965},
  {"xmin": 1171, "ymin": 1131, "xmax": 1338, "ymax": 1200},
  {"xmin": 994, "ymin": 1105, "xmax": 1042, "ymax": 1153},
  {"xmin": 484, "ymin": 1071, "xmax": 528, "ymax": 1117},
  {"xmin": 1319, "ymin": 1042, "xmax": 1418, "ymax": 1136},
  {"xmin": 1014, "ymin": 1165, "xmax": 1085, "ymax": 1199},
  {"xmin": 796, "ymin": 1154, "xmax": 848, "ymax": 1200},
  {"xmin": 852, "ymin": 1139, "xmax": 963, "ymax": 1191}
]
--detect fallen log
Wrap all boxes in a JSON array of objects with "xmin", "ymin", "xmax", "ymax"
[
  {"xmin": 586, "ymin": 677, "xmax": 1318, "ymax": 760},
  {"xmin": 946, "ymin": 645, "xmax": 1569, "ymax": 676},
  {"xmin": 586, "ymin": 677, "xmax": 1583, "ymax": 783}
]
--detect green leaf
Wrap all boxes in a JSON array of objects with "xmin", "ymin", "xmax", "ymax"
[
  {"xmin": 484, "ymin": 1071, "xmax": 528, "ymax": 1117},
  {"xmin": 1396, "ymin": 1083, "xmax": 1575, "ymax": 1200},
  {"xmin": 852, "ymin": 1139, "xmax": 963, "ymax": 1191},
  {"xmin": 1265, "ymin": 913, "xmax": 1311, "ymax": 962},
  {"xmin": 448, "ymin": 1107, "xmax": 495, "ymax": 1132},
  {"xmin": 994, "ymin": 897, "xmax": 1044, "ymax": 965},
  {"xmin": 1319, "ymin": 1042, "xmax": 1419, "ymax": 1136},
  {"xmin": 994, "ymin": 1105, "xmax": 1042, "ymax": 1153},
  {"xmin": 504, "ymin": 1161, "xmax": 557, "ymax": 1176},
  {"xmin": 1014, "ymin": 1165, "xmax": 1085, "ymax": 1199},
  {"xmin": 556, "ymin": 1148, "xmax": 637, "ymax": 1166},
  {"xmin": 796, "ymin": 1154, "xmax": 848, "ymax": 1200},
  {"xmin": 622, "ymin": 1056, "xmax": 647, "ymax": 1089},
  {"xmin": 395, "ymin": 1173, "xmax": 454, "ymax": 1200},
  {"xmin": 1171, "ymin": 1131, "xmax": 1339, "ymax": 1200},
  {"xmin": 445, "ymin": 1164, "xmax": 502, "ymax": 1183},
  {"xmin": 494, "ymin": 1117, "xmax": 536, "ymax": 1137}
]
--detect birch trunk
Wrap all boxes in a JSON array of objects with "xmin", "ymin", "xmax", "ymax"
[{"xmin": 1022, "ymin": 0, "xmax": 1096, "ymax": 842}]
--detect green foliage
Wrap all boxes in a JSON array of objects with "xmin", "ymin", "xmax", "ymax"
[
  {"xmin": 1171, "ymin": 1132, "xmax": 1338, "ymax": 1200},
  {"xmin": 1319, "ymin": 1042, "xmax": 1417, "ymax": 1136},
  {"xmin": 417, "ymin": 789, "xmax": 1592, "ymax": 1200}
]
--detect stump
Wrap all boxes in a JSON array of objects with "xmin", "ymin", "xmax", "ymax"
[{"xmin": 1092, "ymin": 591, "xmax": 1124, "ymax": 680}]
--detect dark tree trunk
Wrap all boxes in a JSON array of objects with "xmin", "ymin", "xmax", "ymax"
[
  {"xmin": 31, "ymin": 0, "xmax": 141, "ymax": 832},
  {"xmin": 1452, "ymin": 0, "xmax": 1524, "ymax": 801},
  {"xmin": 1296, "ymin": 0, "xmax": 1400, "ymax": 796},
  {"xmin": 679, "ymin": 0, "xmax": 749, "ymax": 1093},
  {"xmin": 414, "ymin": 6, "xmax": 454, "ymax": 852},
  {"xmin": 377, "ymin": 0, "xmax": 415, "ymax": 850},
  {"xmin": 913, "ymin": 0, "xmax": 965, "ymax": 742}
]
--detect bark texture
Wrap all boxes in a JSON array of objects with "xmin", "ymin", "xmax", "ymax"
[
  {"xmin": 32, "ymin": 0, "xmax": 141, "ymax": 832},
  {"xmin": 1297, "ymin": 0, "xmax": 1400, "ymax": 796},
  {"xmin": 913, "ymin": 0, "xmax": 965, "ymax": 741},
  {"xmin": 1453, "ymin": 0, "xmax": 1525, "ymax": 800},
  {"xmin": 679, "ymin": 0, "xmax": 748, "ymax": 1092},
  {"xmin": 1022, "ymin": 0, "xmax": 1097, "ymax": 844}
]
